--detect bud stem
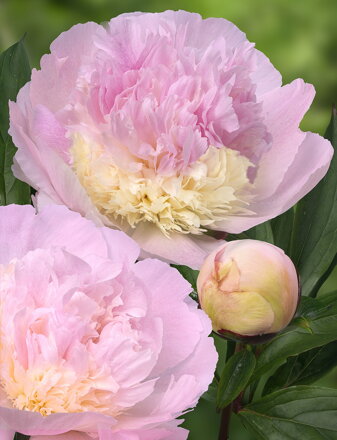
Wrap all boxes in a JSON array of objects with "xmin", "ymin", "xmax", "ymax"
[
  {"xmin": 218, "ymin": 402, "xmax": 232, "ymax": 440},
  {"xmin": 217, "ymin": 343, "xmax": 244, "ymax": 439}
]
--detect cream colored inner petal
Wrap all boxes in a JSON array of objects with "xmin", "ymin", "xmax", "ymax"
[{"xmin": 70, "ymin": 134, "xmax": 255, "ymax": 236}]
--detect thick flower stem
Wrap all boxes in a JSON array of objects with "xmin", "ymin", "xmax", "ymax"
[
  {"xmin": 217, "ymin": 343, "xmax": 245, "ymax": 439},
  {"xmin": 218, "ymin": 402, "xmax": 232, "ymax": 440}
]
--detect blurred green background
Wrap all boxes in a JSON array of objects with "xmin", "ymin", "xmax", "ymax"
[{"xmin": 0, "ymin": 0, "xmax": 336, "ymax": 438}]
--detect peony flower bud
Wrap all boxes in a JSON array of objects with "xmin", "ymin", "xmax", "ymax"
[{"xmin": 197, "ymin": 239, "xmax": 299, "ymax": 339}]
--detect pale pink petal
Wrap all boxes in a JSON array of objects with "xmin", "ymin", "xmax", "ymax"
[
  {"xmin": 133, "ymin": 259, "xmax": 202, "ymax": 373},
  {"xmin": 10, "ymin": 93, "xmax": 108, "ymax": 228},
  {"xmin": 167, "ymin": 299, "xmax": 217, "ymax": 393},
  {"xmin": 132, "ymin": 224, "xmax": 222, "ymax": 269},
  {"xmin": 30, "ymin": 22, "xmax": 102, "ymax": 111},
  {"xmin": 0, "ymin": 204, "xmax": 109, "ymax": 264},
  {"xmin": 218, "ymin": 130, "xmax": 333, "ymax": 233},
  {"xmin": 0, "ymin": 428, "xmax": 15, "ymax": 440},
  {"xmin": 98, "ymin": 423, "xmax": 188, "ymax": 439},
  {"xmin": 251, "ymin": 49, "xmax": 282, "ymax": 96},
  {"xmin": 101, "ymin": 228, "xmax": 140, "ymax": 266},
  {"xmin": 32, "ymin": 104, "xmax": 70, "ymax": 160},
  {"xmin": 31, "ymin": 432, "xmax": 92, "ymax": 440},
  {"xmin": 254, "ymin": 79, "xmax": 315, "ymax": 199},
  {"xmin": 9, "ymin": 85, "xmax": 61, "ymax": 201},
  {"xmin": 255, "ymin": 131, "xmax": 334, "ymax": 215},
  {"xmin": 0, "ymin": 407, "xmax": 115, "ymax": 436},
  {"xmin": 0, "ymin": 204, "xmax": 36, "ymax": 263}
]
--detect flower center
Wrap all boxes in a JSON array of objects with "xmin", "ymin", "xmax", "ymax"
[
  {"xmin": 70, "ymin": 134, "xmax": 255, "ymax": 236},
  {"xmin": 0, "ymin": 258, "xmax": 132, "ymax": 418},
  {"xmin": 2, "ymin": 363, "xmax": 120, "ymax": 416}
]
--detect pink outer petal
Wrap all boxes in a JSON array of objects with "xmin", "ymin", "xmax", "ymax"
[
  {"xmin": 101, "ymin": 227, "xmax": 140, "ymax": 266},
  {"xmin": 30, "ymin": 22, "xmax": 102, "ymax": 111},
  {"xmin": 0, "ymin": 204, "xmax": 108, "ymax": 264},
  {"xmin": 0, "ymin": 407, "xmax": 115, "ymax": 436},
  {"xmin": 254, "ymin": 79, "xmax": 315, "ymax": 199},
  {"xmin": 12, "ymin": 132, "xmax": 106, "ymax": 228},
  {"xmin": 9, "ymin": 86, "xmax": 110, "ymax": 228},
  {"xmin": 31, "ymin": 104, "xmax": 70, "ymax": 160},
  {"xmin": 166, "ymin": 298, "xmax": 217, "ymax": 394},
  {"xmin": 132, "ymin": 223, "xmax": 224, "ymax": 269},
  {"xmin": 31, "ymin": 433, "xmax": 92, "ymax": 440},
  {"xmin": 0, "ymin": 428, "xmax": 15, "ymax": 440},
  {"xmin": 219, "ymin": 130, "xmax": 333, "ymax": 233},
  {"xmin": 98, "ymin": 424, "xmax": 188, "ymax": 440},
  {"xmin": 255, "ymin": 131, "xmax": 333, "ymax": 214},
  {"xmin": 133, "ymin": 259, "xmax": 206, "ymax": 375},
  {"xmin": 10, "ymin": 84, "xmax": 60, "ymax": 202},
  {"xmin": 251, "ymin": 48, "xmax": 282, "ymax": 96}
]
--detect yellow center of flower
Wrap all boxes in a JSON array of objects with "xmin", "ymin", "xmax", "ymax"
[
  {"xmin": 2, "ymin": 362, "xmax": 120, "ymax": 416},
  {"xmin": 70, "ymin": 134, "xmax": 254, "ymax": 235},
  {"xmin": 0, "ymin": 262, "xmax": 121, "ymax": 417}
]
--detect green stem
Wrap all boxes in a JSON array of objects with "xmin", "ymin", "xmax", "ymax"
[
  {"xmin": 217, "ymin": 343, "xmax": 244, "ymax": 439},
  {"xmin": 225, "ymin": 340, "xmax": 236, "ymax": 361},
  {"xmin": 218, "ymin": 402, "xmax": 232, "ymax": 440},
  {"xmin": 248, "ymin": 345, "xmax": 263, "ymax": 403}
]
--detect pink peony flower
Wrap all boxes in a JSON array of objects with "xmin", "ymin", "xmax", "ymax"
[
  {"xmin": 0, "ymin": 204, "xmax": 217, "ymax": 440},
  {"xmin": 9, "ymin": 11, "xmax": 333, "ymax": 268}
]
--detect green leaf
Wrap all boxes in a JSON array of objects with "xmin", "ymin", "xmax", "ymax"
[
  {"xmin": 239, "ymin": 386, "xmax": 337, "ymax": 439},
  {"xmin": 201, "ymin": 380, "xmax": 217, "ymax": 403},
  {"xmin": 271, "ymin": 208, "xmax": 294, "ymax": 254},
  {"xmin": 227, "ymin": 221, "xmax": 274, "ymax": 244},
  {"xmin": 264, "ymin": 340, "xmax": 337, "ymax": 394},
  {"xmin": 217, "ymin": 349, "xmax": 256, "ymax": 409},
  {"xmin": 14, "ymin": 434, "xmax": 30, "ymax": 440},
  {"xmin": 291, "ymin": 108, "xmax": 337, "ymax": 296},
  {"xmin": 251, "ymin": 294, "xmax": 337, "ymax": 382},
  {"xmin": 0, "ymin": 37, "xmax": 31, "ymax": 205}
]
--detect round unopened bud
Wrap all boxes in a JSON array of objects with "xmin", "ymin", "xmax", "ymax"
[{"xmin": 197, "ymin": 240, "xmax": 299, "ymax": 339}]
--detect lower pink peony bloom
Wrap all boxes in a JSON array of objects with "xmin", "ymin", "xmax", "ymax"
[
  {"xmin": 9, "ymin": 11, "xmax": 333, "ymax": 268},
  {"xmin": 0, "ymin": 205, "xmax": 217, "ymax": 439}
]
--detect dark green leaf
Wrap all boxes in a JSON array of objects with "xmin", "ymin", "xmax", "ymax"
[
  {"xmin": 213, "ymin": 333, "xmax": 229, "ymax": 376},
  {"xmin": 217, "ymin": 349, "xmax": 256, "ymax": 409},
  {"xmin": 14, "ymin": 434, "xmax": 30, "ymax": 440},
  {"xmin": 0, "ymin": 38, "xmax": 31, "ymax": 205},
  {"xmin": 271, "ymin": 208, "xmax": 294, "ymax": 254},
  {"xmin": 264, "ymin": 340, "xmax": 337, "ymax": 394},
  {"xmin": 251, "ymin": 294, "xmax": 337, "ymax": 382},
  {"xmin": 291, "ymin": 108, "xmax": 337, "ymax": 296},
  {"xmin": 201, "ymin": 380, "xmax": 217, "ymax": 403},
  {"xmin": 227, "ymin": 221, "xmax": 274, "ymax": 244},
  {"xmin": 239, "ymin": 386, "xmax": 337, "ymax": 439}
]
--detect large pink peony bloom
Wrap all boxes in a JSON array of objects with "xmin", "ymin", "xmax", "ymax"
[
  {"xmin": 0, "ymin": 205, "xmax": 217, "ymax": 440},
  {"xmin": 9, "ymin": 11, "xmax": 333, "ymax": 268}
]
